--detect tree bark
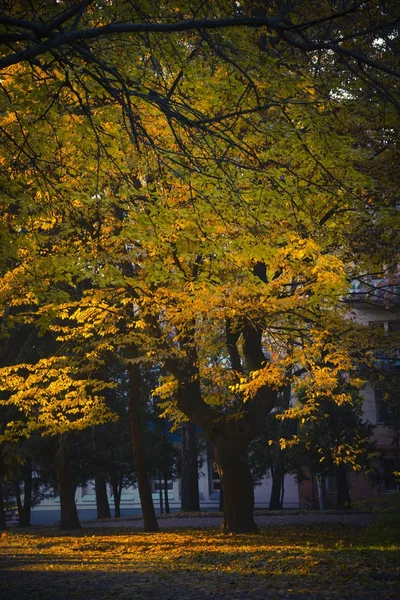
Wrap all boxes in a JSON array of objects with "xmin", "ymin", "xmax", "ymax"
[
  {"xmin": 219, "ymin": 481, "xmax": 224, "ymax": 512},
  {"xmin": 336, "ymin": 463, "xmax": 351, "ymax": 509},
  {"xmin": 15, "ymin": 461, "xmax": 33, "ymax": 527},
  {"xmin": 212, "ymin": 430, "xmax": 257, "ymax": 533},
  {"xmin": 180, "ymin": 422, "xmax": 200, "ymax": 512},
  {"xmin": 95, "ymin": 474, "xmax": 111, "ymax": 519},
  {"xmin": 158, "ymin": 469, "xmax": 163, "ymax": 514},
  {"xmin": 167, "ymin": 315, "xmax": 275, "ymax": 533},
  {"xmin": 110, "ymin": 473, "xmax": 122, "ymax": 518},
  {"xmin": 0, "ymin": 451, "xmax": 6, "ymax": 530},
  {"xmin": 128, "ymin": 363, "xmax": 159, "ymax": 532},
  {"xmin": 0, "ymin": 483, "xmax": 5, "ymax": 530},
  {"xmin": 269, "ymin": 448, "xmax": 285, "ymax": 510},
  {"xmin": 163, "ymin": 471, "xmax": 170, "ymax": 513},
  {"xmin": 56, "ymin": 434, "xmax": 81, "ymax": 530},
  {"xmin": 21, "ymin": 462, "xmax": 33, "ymax": 526}
]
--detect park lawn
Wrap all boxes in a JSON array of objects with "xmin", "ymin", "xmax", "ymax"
[{"xmin": 0, "ymin": 522, "xmax": 399, "ymax": 600}]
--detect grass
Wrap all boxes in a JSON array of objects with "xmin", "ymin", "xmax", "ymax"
[{"xmin": 0, "ymin": 520, "xmax": 399, "ymax": 600}]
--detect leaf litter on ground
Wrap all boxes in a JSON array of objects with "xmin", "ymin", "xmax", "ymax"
[{"xmin": 0, "ymin": 521, "xmax": 399, "ymax": 600}]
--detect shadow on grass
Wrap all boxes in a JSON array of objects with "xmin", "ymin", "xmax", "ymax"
[{"xmin": 1, "ymin": 523, "xmax": 399, "ymax": 600}]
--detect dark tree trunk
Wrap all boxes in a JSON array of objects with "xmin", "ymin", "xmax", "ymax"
[
  {"xmin": 110, "ymin": 473, "xmax": 122, "ymax": 518},
  {"xmin": 0, "ymin": 483, "xmax": 5, "ymax": 530},
  {"xmin": 15, "ymin": 461, "xmax": 33, "ymax": 527},
  {"xmin": 163, "ymin": 471, "xmax": 170, "ymax": 513},
  {"xmin": 95, "ymin": 474, "xmax": 111, "ymax": 519},
  {"xmin": 56, "ymin": 434, "xmax": 81, "ymax": 530},
  {"xmin": 280, "ymin": 478, "xmax": 285, "ymax": 506},
  {"xmin": 336, "ymin": 463, "xmax": 351, "ymax": 509},
  {"xmin": 269, "ymin": 450, "xmax": 285, "ymax": 510},
  {"xmin": 21, "ymin": 462, "xmax": 33, "ymax": 526},
  {"xmin": 128, "ymin": 363, "xmax": 159, "ymax": 532},
  {"xmin": 158, "ymin": 469, "xmax": 163, "ymax": 514},
  {"xmin": 15, "ymin": 480, "xmax": 22, "ymax": 519},
  {"xmin": 213, "ymin": 433, "xmax": 257, "ymax": 533},
  {"xmin": 0, "ymin": 451, "xmax": 6, "ymax": 530},
  {"xmin": 180, "ymin": 422, "xmax": 200, "ymax": 512},
  {"xmin": 270, "ymin": 386, "xmax": 293, "ymax": 510},
  {"xmin": 168, "ymin": 314, "xmax": 275, "ymax": 534},
  {"xmin": 219, "ymin": 482, "xmax": 224, "ymax": 512},
  {"xmin": 310, "ymin": 470, "xmax": 317, "ymax": 509}
]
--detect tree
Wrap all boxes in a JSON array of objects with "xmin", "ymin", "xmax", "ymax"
[
  {"xmin": 1, "ymin": 2, "xmax": 398, "ymax": 83},
  {"xmin": 0, "ymin": 1, "xmax": 398, "ymax": 180},
  {"xmin": 292, "ymin": 381, "xmax": 376, "ymax": 509},
  {"xmin": 0, "ymin": 1, "xmax": 397, "ymax": 533}
]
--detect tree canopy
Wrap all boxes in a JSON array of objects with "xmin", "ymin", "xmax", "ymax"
[{"xmin": 0, "ymin": 0, "xmax": 399, "ymax": 532}]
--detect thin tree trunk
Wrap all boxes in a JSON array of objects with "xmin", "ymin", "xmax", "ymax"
[
  {"xmin": 180, "ymin": 422, "xmax": 200, "ymax": 512},
  {"xmin": 213, "ymin": 434, "xmax": 257, "ymax": 533},
  {"xmin": 269, "ymin": 448, "xmax": 285, "ymax": 509},
  {"xmin": 95, "ymin": 474, "xmax": 111, "ymax": 519},
  {"xmin": 336, "ymin": 463, "xmax": 351, "ymax": 509},
  {"xmin": 56, "ymin": 434, "xmax": 81, "ymax": 530},
  {"xmin": 21, "ymin": 461, "xmax": 33, "ymax": 526},
  {"xmin": 128, "ymin": 363, "xmax": 159, "ymax": 532},
  {"xmin": 15, "ymin": 480, "xmax": 22, "ymax": 520},
  {"xmin": 163, "ymin": 471, "xmax": 170, "ymax": 513},
  {"xmin": 316, "ymin": 475, "xmax": 325, "ymax": 510},
  {"xmin": 158, "ymin": 469, "xmax": 163, "ymax": 514},
  {"xmin": 270, "ymin": 387, "xmax": 293, "ymax": 510},
  {"xmin": 280, "ymin": 477, "xmax": 285, "ymax": 507},
  {"xmin": 111, "ymin": 473, "xmax": 122, "ymax": 518}
]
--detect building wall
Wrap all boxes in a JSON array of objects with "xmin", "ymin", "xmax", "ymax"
[{"xmin": 30, "ymin": 458, "xmax": 300, "ymax": 525}]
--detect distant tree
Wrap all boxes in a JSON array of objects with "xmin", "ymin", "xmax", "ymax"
[{"xmin": 292, "ymin": 383, "xmax": 376, "ymax": 509}]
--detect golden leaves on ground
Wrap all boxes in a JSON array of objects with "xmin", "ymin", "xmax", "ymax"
[{"xmin": 0, "ymin": 523, "xmax": 399, "ymax": 600}]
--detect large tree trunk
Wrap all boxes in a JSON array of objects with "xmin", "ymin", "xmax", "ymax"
[
  {"xmin": 95, "ymin": 474, "xmax": 111, "ymax": 519},
  {"xmin": 219, "ymin": 482, "xmax": 224, "ymax": 512},
  {"xmin": 168, "ymin": 313, "xmax": 275, "ymax": 534},
  {"xmin": 336, "ymin": 463, "xmax": 351, "ymax": 509},
  {"xmin": 0, "ymin": 484, "xmax": 5, "ymax": 530},
  {"xmin": 128, "ymin": 363, "xmax": 159, "ymax": 532},
  {"xmin": 15, "ymin": 477, "xmax": 32, "ymax": 526},
  {"xmin": 17, "ymin": 460, "xmax": 33, "ymax": 527},
  {"xmin": 213, "ymin": 433, "xmax": 257, "ymax": 533},
  {"xmin": 56, "ymin": 434, "xmax": 81, "ymax": 530},
  {"xmin": 180, "ymin": 422, "xmax": 200, "ymax": 512},
  {"xmin": 0, "ymin": 451, "xmax": 6, "ymax": 530}
]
